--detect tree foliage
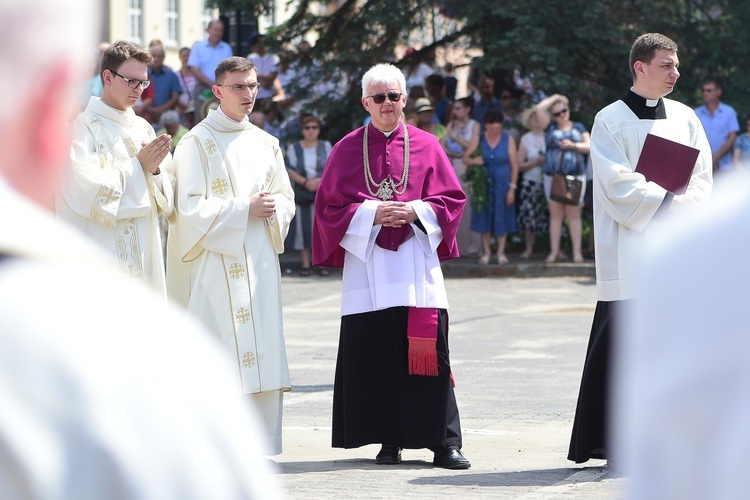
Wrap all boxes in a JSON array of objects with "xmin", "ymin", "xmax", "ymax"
[{"xmin": 213, "ymin": 0, "xmax": 750, "ymax": 140}]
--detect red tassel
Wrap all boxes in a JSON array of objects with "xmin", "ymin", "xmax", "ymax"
[{"xmin": 408, "ymin": 337, "xmax": 439, "ymax": 376}]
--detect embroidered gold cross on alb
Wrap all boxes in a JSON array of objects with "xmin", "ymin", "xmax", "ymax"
[
  {"xmin": 211, "ymin": 178, "xmax": 228, "ymax": 195},
  {"xmin": 235, "ymin": 307, "xmax": 251, "ymax": 325},
  {"xmin": 229, "ymin": 263, "xmax": 246, "ymax": 280},
  {"xmin": 205, "ymin": 138, "xmax": 217, "ymax": 155},
  {"xmin": 242, "ymin": 352, "xmax": 256, "ymax": 368}
]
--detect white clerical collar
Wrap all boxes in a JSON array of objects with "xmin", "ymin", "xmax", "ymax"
[
  {"xmin": 217, "ymin": 105, "xmax": 249, "ymax": 124},
  {"xmin": 374, "ymin": 122, "xmax": 401, "ymax": 138},
  {"xmin": 630, "ymin": 87, "xmax": 660, "ymax": 107}
]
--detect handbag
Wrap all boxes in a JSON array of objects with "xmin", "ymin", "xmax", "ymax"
[
  {"xmin": 550, "ymin": 173, "xmax": 582, "ymax": 205},
  {"xmin": 549, "ymin": 149, "xmax": 582, "ymax": 205}
]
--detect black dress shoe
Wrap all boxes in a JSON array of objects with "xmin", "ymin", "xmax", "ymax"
[
  {"xmin": 433, "ymin": 446, "xmax": 471, "ymax": 469},
  {"xmin": 375, "ymin": 444, "xmax": 402, "ymax": 465}
]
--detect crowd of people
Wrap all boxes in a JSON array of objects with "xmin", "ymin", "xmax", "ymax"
[
  {"xmin": 5, "ymin": 0, "xmax": 746, "ymax": 493},
  {"xmin": 398, "ymin": 63, "xmax": 595, "ymax": 265},
  {"xmin": 79, "ymin": 19, "xmax": 750, "ymax": 276}
]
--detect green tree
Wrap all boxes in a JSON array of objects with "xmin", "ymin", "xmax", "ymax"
[{"xmin": 212, "ymin": 0, "xmax": 750, "ymax": 140}]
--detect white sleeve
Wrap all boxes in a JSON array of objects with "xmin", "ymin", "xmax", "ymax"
[
  {"xmin": 61, "ymin": 119, "xmax": 152, "ymax": 225},
  {"xmin": 591, "ymin": 115, "xmax": 666, "ymax": 232},
  {"xmin": 409, "ymin": 200, "xmax": 443, "ymax": 256},
  {"xmin": 340, "ymin": 199, "xmax": 380, "ymax": 262}
]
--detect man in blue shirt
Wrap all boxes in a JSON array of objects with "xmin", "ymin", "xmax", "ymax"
[
  {"xmin": 188, "ymin": 20, "xmax": 233, "ymax": 119},
  {"xmin": 147, "ymin": 43, "xmax": 182, "ymax": 126},
  {"xmin": 694, "ymin": 78, "xmax": 739, "ymax": 172}
]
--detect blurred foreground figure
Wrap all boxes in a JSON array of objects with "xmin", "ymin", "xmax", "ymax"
[
  {"xmin": 0, "ymin": 1, "xmax": 279, "ymax": 498},
  {"xmin": 615, "ymin": 172, "xmax": 750, "ymax": 499}
]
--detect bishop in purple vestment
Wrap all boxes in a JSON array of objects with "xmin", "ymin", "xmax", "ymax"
[{"xmin": 312, "ymin": 63, "xmax": 470, "ymax": 470}]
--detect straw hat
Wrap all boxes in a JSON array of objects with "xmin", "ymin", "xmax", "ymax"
[{"xmin": 414, "ymin": 97, "xmax": 434, "ymax": 114}]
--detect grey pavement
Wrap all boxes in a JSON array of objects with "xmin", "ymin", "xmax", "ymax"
[{"xmin": 274, "ymin": 257, "xmax": 623, "ymax": 499}]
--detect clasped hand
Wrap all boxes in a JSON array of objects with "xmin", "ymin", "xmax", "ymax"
[
  {"xmin": 375, "ymin": 201, "xmax": 416, "ymax": 228},
  {"xmin": 558, "ymin": 139, "xmax": 576, "ymax": 151},
  {"xmin": 249, "ymin": 191, "xmax": 276, "ymax": 218},
  {"xmin": 138, "ymin": 134, "xmax": 172, "ymax": 174}
]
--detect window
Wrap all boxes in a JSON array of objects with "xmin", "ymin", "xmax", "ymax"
[
  {"xmin": 201, "ymin": 0, "xmax": 214, "ymax": 30},
  {"xmin": 166, "ymin": 0, "xmax": 179, "ymax": 46},
  {"xmin": 128, "ymin": 0, "xmax": 143, "ymax": 44}
]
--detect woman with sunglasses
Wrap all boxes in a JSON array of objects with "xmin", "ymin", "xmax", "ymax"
[
  {"xmin": 534, "ymin": 94, "xmax": 591, "ymax": 263},
  {"xmin": 285, "ymin": 115, "xmax": 332, "ymax": 276}
]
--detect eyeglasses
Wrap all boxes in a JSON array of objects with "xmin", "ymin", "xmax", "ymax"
[
  {"xmin": 701, "ymin": 88, "xmax": 715, "ymax": 93},
  {"xmin": 552, "ymin": 108, "xmax": 569, "ymax": 117},
  {"xmin": 217, "ymin": 83, "xmax": 261, "ymax": 94},
  {"xmin": 303, "ymin": 125, "xmax": 319, "ymax": 130},
  {"xmin": 366, "ymin": 92, "xmax": 403, "ymax": 104},
  {"xmin": 111, "ymin": 70, "xmax": 150, "ymax": 90}
]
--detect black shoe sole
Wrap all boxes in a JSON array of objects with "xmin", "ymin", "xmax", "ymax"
[
  {"xmin": 375, "ymin": 457, "xmax": 402, "ymax": 465},
  {"xmin": 434, "ymin": 460, "xmax": 471, "ymax": 469}
]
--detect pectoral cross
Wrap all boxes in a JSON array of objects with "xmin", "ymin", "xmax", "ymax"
[{"xmin": 376, "ymin": 179, "xmax": 394, "ymax": 201}]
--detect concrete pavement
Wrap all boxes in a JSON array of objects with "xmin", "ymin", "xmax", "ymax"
[{"xmin": 274, "ymin": 265, "xmax": 624, "ymax": 499}]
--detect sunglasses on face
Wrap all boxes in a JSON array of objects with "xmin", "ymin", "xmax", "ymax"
[
  {"xmin": 303, "ymin": 125, "xmax": 319, "ymax": 130},
  {"xmin": 367, "ymin": 92, "xmax": 403, "ymax": 104},
  {"xmin": 552, "ymin": 108, "xmax": 569, "ymax": 117}
]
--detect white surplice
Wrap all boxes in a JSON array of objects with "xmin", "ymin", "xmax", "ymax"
[
  {"xmin": 167, "ymin": 108, "xmax": 294, "ymax": 399},
  {"xmin": 340, "ymin": 199, "xmax": 449, "ymax": 316},
  {"xmin": 58, "ymin": 96, "xmax": 174, "ymax": 295}
]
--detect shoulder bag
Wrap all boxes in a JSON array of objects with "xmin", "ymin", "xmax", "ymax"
[{"xmin": 549, "ymin": 150, "xmax": 582, "ymax": 205}]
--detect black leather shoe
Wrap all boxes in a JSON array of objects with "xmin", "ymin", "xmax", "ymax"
[
  {"xmin": 433, "ymin": 446, "xmax": 471, "ymax": 469},
  {"xmin": 375, "ymin": 444, "xmax": 402, "ymax": 465}
]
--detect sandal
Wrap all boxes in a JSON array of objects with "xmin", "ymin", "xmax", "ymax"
[
  {"xmin": 497, "ymin": 255, "xmax": 509, "ymax": 265},
  {"xmin": 477, "ymin": 255, "xmax": 490, "ymax": 265},
  {"xmin": 299, "ymin": 267, "xmax": 312, "ymax": 277},
  {"xmin": 519, "ymin": 251, "xmax": 532, "ymax": 260},
  {"xmin": 319, "ymin": 267, "xmax": 331, "ymax": 276},
  {"xmin": 544, "ymin": 254, "xmax": 558, "ymax": 264}
]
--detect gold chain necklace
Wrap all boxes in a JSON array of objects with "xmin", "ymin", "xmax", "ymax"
[{"xmin": 363, "ymin": 125, "xmax": 410, "ymax": 201}]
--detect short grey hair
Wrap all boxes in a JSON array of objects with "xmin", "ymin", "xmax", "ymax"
[
  {"xmin": 361, "ymin": 63, "xmax": 406, "ymax": 98},
  {"xmin": 159, "ymin": 110, "xmax": 181, "ymax": 128}
]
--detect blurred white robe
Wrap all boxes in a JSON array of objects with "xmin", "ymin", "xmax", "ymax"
[
  {"xmin": 0, "ymin": 177, "xmax": 279, "ymax": 499},
  {"xmin": 615, "ymin": 171, "xmax": 750, "ymax": 499}
]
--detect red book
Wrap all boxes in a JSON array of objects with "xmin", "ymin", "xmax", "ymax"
[{"xmin": 635, "ymin": 133, "xmax": 699, "ymax": 195}]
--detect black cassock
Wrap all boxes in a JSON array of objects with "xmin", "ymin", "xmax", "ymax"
[{"xmin": 332, "ymin": 307, "xmax": 462, "ymax": 450}]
